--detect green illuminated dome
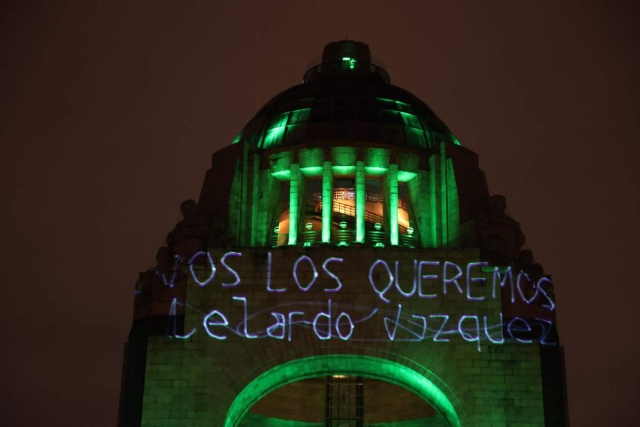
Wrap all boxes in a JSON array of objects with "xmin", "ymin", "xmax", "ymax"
[
  {"xmin": 198, "ymin": 39, "xmax": 490, "ymax": 252},
  {"xmin": 233, "ymin": 40, "xmax": 460, "ymax": 150}
]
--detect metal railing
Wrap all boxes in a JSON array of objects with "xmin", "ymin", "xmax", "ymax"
[
  {"xmin": 303, "ymin": 60, "xmax": 390, "ymax": 84},
  {"xmin": 310, "ymin": 190, "xmax": 408, "ymax": 210},
  {"xmin": 311, "ymin": 201, "xmax": 409, "ymax": 235}
]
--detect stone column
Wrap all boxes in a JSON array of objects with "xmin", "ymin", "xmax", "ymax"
[
  {"xmin": 288, "ymin": 164, "xmax": 301, "ymax": 245},
  {"xmin": 387, "ymin": 164, "xmax": 399, "ymax": 246},
  {"xmin": 355, "ymin": 160, "xmax": 366, "ymax": 243},
  {"xmin": 322, "ymin": 161, "xmax": 333, "ymax": 243}
]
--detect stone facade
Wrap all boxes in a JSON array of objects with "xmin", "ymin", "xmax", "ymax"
[
  {"xmin": 132, "ymin": 247, "xmax": 553, "ymax": 426},
  {"xmin": 118, "ymin": 40, "xmax": 567, "ymax": 427}
]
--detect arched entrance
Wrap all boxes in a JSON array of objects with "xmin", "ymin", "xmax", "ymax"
[{"xmin": 224, "ymin": 355, "xmax": 462, "ymax": 427}]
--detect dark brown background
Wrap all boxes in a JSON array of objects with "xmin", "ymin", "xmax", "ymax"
[{"xmin": 1, "ymin": 1, "xmax": 638, "ymax": 425}]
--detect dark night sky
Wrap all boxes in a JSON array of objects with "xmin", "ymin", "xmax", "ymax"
[{"xmin": 1, "ymin": 1, "xmax": 639, "ymax": 425}]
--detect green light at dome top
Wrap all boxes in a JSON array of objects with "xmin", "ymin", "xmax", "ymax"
[
  {"xmin": 342, "ymin": 57, "xmax": 357, "ymax": 69},
  {"xmin": 224, "ymin": 355, "xmax": 461, "ymax": 427}
]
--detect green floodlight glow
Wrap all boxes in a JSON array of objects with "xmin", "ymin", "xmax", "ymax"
[
  {"xmin": 263, "ymin": 126, "xmax": 286, "ymax": 149},
  {"xmin": 269, "ymin": 112, "xmax": 289, "ymax": 129},
  {"xmin": 289, "ymin": 108, "xmax": 310, "ymax": 124},
  {"xmin": 388, "ymin": 165, "xmax": 399, "ymax": 246},
  {"xmin": 321, "ymin": 162, "xmax": 332, "ymax": 243},
  {"xmin": 300, "ymin": 166, "xmax": 323, "ymax": 176},
  {"xmin": 271, "ymin": 170, "xmax": 291, "ymax": 180},
  {"xmin": 377, "ymin": 97, "xmax": 395, "ymax": 104},
  {"xmin": 440, "ymin": 145, "xmax": 448, "ymax": 247},
  {"xmin": 355, "ymin": 161, "xmax": 365, "ymax": 243},
  {"xmin": 445, "ymin": 157, "xmax": 460, "ymax": 246},
  {"xmin": 376, "ymin": 97, "xmax": 412, "ymax": 111},
  {"xmin": 364, "ymin": 166, "xmax": 387, "ymax": 176},
  {"xmin": 429, "ymin": 158, "xmax": 438, "ymax": 248},
  {"xmin": 224, "ymin": 355, "xmax": 461, "ymax": 427},
  {"xmin": 400, "ymin": 112, "xmax": 421, "ymax": 129},
  {"xmin": 397, "ymin": 170, "xmax": 417, "ymax": 182},
  {"xmin": 332, "ymin": 165, "xmax": 356, "ymax": 175}
]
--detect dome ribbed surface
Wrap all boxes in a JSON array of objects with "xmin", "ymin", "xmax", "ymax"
[{"xmin": 233, "ymin": 77, "xmax": 459, "ymax": 150}]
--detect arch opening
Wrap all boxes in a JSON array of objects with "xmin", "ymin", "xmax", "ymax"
[{"xmin": 224, "ymin": 355, "xmax": 461, "ymax": 427}]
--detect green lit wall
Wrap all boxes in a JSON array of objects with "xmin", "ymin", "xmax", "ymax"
[
  {"xmin": 144, "ymin": 137, "xmax": 550, "ymax": 427},
  {"xmin": 139, "ymin": 247, "xmax": 548, "ymax": 427}
]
